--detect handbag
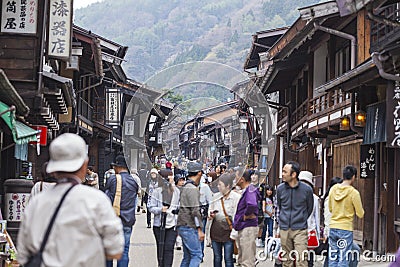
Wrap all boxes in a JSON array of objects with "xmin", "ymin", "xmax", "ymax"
[
  {"xmin": 25, "ymin": 184, "xmax": 76, "ymax": 267},
  {"xmin": 221, "ymin": 197, "xmax": 239, "ymax": 255},
  {"xmin": 314, "ymin": 238, "xmax": 329, "ymax": 255},
  {"xmin": 307, "ymin": 229, "xmax": 320, "ymax": 249}
]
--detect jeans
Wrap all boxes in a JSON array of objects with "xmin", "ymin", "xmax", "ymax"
[
  {"xmin": 329, "ymin": 228, "xmax": 353, "ymax": 267},
  {"xmin": 106, "ymin": 226, "xmax": 132, "ymax": 267},
  {"xmin": 323, "ymin": 237, "xmax": 360, "ymax": 267},
  {"xmin": 261, "ymin": 217, "xmax": 274, "ymax": 242},
  {"xmin": 153, "ymin": 227, "xmax": 177, "ymax": 267},
  {"xmin": 200, "ymin": 217, "xmax": 207, "ymax": 258},
  {"xmin": 212, "ymin": 240, "xmax": 234, "ymax": 267},
  {"xmin": 177, "ymin": 226, "xmax": 202, "ymax": 267}
]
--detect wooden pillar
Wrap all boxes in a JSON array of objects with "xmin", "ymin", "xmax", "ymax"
[{"xmin": 357, "ymin": 9, "xmax": 371, "ymax": 64}]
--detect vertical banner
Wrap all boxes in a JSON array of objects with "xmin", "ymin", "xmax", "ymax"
[
  {"xmin": 106, "ymin": 88, "xmax": 121, "ymax": 125},
  {"xmin": 48, "ymin": 0, "xmax": 72, "ymax": 58},
  {"xmin": 387, "ymin": 81, "xmax": 400, "ymax": 148},
  {"xmin": 360, "ymin": 144, "xmax": 376, "ymax": 179},
  {"xmin": 1, "ymin": 0, "xmax": 38, "ymax": 33}
]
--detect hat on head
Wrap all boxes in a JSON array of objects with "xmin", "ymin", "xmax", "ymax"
[
  {"xmin": 111, "ymin": 155, "xmax": 128, "ymax": 169},
  {"xmin": 150, "ymin": 168, "xmax": 158, "ymax": 174},
  {"xmin": 174, "ymin": 174, "xmax": 186, "ymax": 185},
  {"xmin": 166, "ymin": 161, "xmax": 172, "ymax": 168},
  {"xmin": 187, "ymin": 161, "xmax": 202, "ymax": 173},
  {"xmin": 46, "ymin": 133, "xmax": 88, "ymax": 173},
  {"xmin": 299, "ymin": 171, "xmax": 314, "ymax": 186}
]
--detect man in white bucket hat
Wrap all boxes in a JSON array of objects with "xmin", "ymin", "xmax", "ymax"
[{"xmin": 18, "ymin": 133, "xmax": 124, "ymax": 267}]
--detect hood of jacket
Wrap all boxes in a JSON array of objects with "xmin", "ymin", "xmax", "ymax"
[{"xmin": 331, "ymin": 184, "xmax": 354, "ymax": 201}]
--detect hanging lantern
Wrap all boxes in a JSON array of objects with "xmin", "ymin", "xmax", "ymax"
[{"xmin": 340, "ymin": 115, "xmax": 350, "ymax": 131}]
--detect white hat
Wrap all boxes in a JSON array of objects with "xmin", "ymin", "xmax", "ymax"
[
  {"xmin": 46, "ymin": 133, "xmax": 88, "ymax": 173},
  {"xmin": 150, "ymin": 168, "xmax": 158, "ymax": 174},
  {"xmin": 299, "ymin": 171, "xmax": 314, "ymax": 186}
]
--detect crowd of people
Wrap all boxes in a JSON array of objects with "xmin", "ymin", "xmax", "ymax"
[{"xmin": 17, "ymin": 133, "xmax": 373, "ymax": 267}]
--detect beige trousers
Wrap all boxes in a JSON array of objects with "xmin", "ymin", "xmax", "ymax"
[
  {"xmin": 236, "ymin": 226, "xmax": 258, "ymax": 267},
  {"xmin": 280, "ymin": 229, "xmax": 308, "ymax": 267}
]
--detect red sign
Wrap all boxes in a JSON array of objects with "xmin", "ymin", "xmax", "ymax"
[{"xmin": 29, "ymin": 125, "xmax": 47, "ymax": 146}]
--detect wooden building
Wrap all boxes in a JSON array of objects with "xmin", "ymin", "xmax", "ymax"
[{"xmin": 244, "ymin": 0, "xmax": 400, "ymax": 253}]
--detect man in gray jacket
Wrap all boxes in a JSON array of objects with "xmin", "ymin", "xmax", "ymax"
[
  {"xmin": 177, "ymin": 161, "xmax": 205, "ymax": 267},
  {"xmin": 276, "ymin": 161, "xmax": 314, "ymax": 267}
]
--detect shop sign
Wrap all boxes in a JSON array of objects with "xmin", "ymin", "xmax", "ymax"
[
  {"xmin": 106, "ymin": 88, "xmax": 120, "ymax": 125},
  {"xmin": 5, "ymin": 193, "xmax": 29, "ymax": 222},
  {"xmin": 48, "ymin": 0, "xmax": 72, "ymax": 58},
  {"xmin": 388, "ymin": 81, "xmax": 400, "ymax": 148},
  {"xmin": 360, "ymin": 145, "xmax": 376, "ymax": 179},
  {"xmin": 1, "ymin": 0, "xmax": 38, "ymax": 34}
]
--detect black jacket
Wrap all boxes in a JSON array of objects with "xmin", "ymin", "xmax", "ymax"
[{"xmin": 276, "ymin": 181, "xmax": 314, "ymax": 230}]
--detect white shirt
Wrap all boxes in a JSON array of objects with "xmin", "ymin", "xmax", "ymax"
[
  {"xmin": 18, "ymin": 183, "xmax": 124, "ymax": 267},
  {"xmin": 209, "ymin": 191, "xmax": 241, "ymax": 225},
  {"xmin": 30, "ymin": 181, "xmax": 56, "ymax": 198},
  {"xmin": 307, "ymin": 194, "xmax": 320, "ymax": 237},
  {"xmin": 199, "ymin": 182, "xmax": 213, "ymax": 205}
]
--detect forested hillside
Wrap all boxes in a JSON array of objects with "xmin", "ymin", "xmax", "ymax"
[{"xmin": 74, "ymin": 0, "xmax": 320, "ymax": 83}]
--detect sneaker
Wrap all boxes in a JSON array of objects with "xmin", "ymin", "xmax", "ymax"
[
  {"xmin": 147, "ymin": 224, "xmax": 151, "ymax": 228},
  {"xmin": 256, "ymin": 238, "xmax": 263, "ymax": 247},
  {"xmin": 142, "ymin": 210, "xmax": 146, "ymax": 213},
  {"xmin": 137, "ymin": 206, "xmax": 140, "ymax": 212}
]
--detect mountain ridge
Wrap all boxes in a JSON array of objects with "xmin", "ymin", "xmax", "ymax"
[{"xmin": 74, "ymin": 0, "xmax": 320, "ymax": 85}]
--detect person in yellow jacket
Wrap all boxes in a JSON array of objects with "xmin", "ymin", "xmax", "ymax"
[{"xmin": 328, "ymin": 165, "xmax": 364, "ymax": 267}]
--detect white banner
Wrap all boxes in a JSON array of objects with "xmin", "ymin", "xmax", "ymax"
[
  {"xmin": 48, "ymin": 0, "xmax": 72, "ymax": 58},
  {"xmin": 1, "ymin": 0, "xmax": 38, "ymax": 34}
]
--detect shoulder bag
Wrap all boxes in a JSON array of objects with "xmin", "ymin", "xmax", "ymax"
[
  {"xmin": 24, "ymin": 184, "xmax": 77, "ymax": 267},
  {"xmin": 113, "ymin": 174, "xmax": 122, "ymax": 216},
  {"xmin": 221, "ymin": 197, "xmax": 239, "ymax": 255}
]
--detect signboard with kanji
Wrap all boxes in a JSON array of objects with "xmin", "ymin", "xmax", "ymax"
[
  {"xmin": 48, "ymin": 0, "xmax": 72, "ymax": 58},
  {"xmin": 1, "ymin": 0, "xmax": 38, "ymax": 34},
  {"xmin": 360, "ymin": 145, "xmax": 376, "ymax": 179},
  {"xmin": 5, "ymin": 193, "xmax": 29, "ymax": 222},
  {"xmin": 388, "ymin": 81, "xmax": 400, "ymax": 148},
  {"xmin": 106, "ymin": 88, "xmax": 120, "ymax": 125}
]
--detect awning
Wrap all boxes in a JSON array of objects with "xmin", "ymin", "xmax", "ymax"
[
  {"xmin": 0, "ymin": 69, "xmax": 30, "ymax": 116},
  {"xmin": 0, "ymin": 101, "xmax": 38, "ymax": 145}
]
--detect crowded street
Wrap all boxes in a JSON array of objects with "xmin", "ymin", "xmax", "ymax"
[{"xmin": 1, "ymin": 0, "xmax": 400, "ymax": 266}]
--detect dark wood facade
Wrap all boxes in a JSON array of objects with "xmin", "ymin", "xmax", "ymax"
[{"xmin": 244, "ymin": 0, "xmax": 400, "ymax": 253}]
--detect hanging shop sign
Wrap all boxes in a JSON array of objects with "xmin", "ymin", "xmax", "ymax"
[
  {"xmin": 48, "ymin": 0, "xmax": 72, "ymax": 58},
  {"xmin": 360, "ymin": 145, "xmax": 376, "ymax": 179},
  {"xmin": 387, "ymin": 81, "xmax": 400, "ymax": 148},
  {"xmin": 1, "ymin": 0, "xmax": 38, "ymax": 34},
  {"xmin": 106, "ymin": 88, "xmax": 121, "ymax": 125}
]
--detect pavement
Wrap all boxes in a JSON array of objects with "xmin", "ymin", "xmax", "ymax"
[{"xmin": 111, "ymin": 208, "xmax": 394, "ymax": 267}]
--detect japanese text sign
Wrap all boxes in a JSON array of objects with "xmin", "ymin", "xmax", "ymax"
[
  {"xmin": 106, "ymin": 88, "xmax": 120, "ymax": 125},
  {"xmin": 48, "ymin": 0, "xmax": 72, "ymax": 58},
  {"xmin": 1, "ymin": 0, "xmax": 38, "ymax": 34},
  {"xmin": 5, "ymin": 193, "xmax": 29, "ymax": 222},
  {"xmin": 360, "ymin": 145, "xmax": 376, "ymax": 179},
  {"xmin": 387, "ymin": 81, "xmax": 400, "ymax": 148}
]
